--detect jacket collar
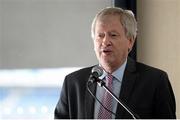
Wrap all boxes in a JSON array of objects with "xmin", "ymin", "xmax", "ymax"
[{"xmin": 115, "ymin": 57, "xmax": 137, "ymax": 118}]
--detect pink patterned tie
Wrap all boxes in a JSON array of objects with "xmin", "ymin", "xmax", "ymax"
[{"xmin": 98, "ymin": 74, "xmax": 113, "ymax": 119}]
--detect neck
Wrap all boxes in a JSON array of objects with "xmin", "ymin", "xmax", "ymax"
[{"xmin": 101, "ymin": 59, "xmax": 126, "ymax": 74}]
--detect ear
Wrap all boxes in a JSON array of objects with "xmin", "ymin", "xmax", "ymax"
[{"xmin": 128, "ymin": 38, "xmax": 135, "ymax": 53}]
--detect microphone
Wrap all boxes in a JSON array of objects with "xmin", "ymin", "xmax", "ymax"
[{"xmin": 88, "ymin": 66, "xmax": 103, "ymax": 83}]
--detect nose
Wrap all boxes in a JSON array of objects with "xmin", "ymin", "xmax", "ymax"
[{"xmin": 102, "ymin": 35, "xmax": 111, "ymax": 46}]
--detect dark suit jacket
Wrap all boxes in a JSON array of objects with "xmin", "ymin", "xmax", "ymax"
[{"xmin": 54, "ymin": 58, "xmax": 176, "ymax": 119}]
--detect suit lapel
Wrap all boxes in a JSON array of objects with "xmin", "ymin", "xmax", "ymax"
[
  {"xmin": 116, "ymin": 58, "xmax": 137, "ymax": 118},
  {"xmin": 85, "ymin": 81, "xmax": 97, "ymax": 118}
]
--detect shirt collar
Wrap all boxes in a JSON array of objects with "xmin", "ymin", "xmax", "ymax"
[{"xmin": 99, "ymin": 59, "xmax": 127, "ymax": 82}]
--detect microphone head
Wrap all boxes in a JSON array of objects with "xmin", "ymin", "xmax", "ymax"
[{"xmin": 91, "ymin": 66, "xmax": 103, "ymax": 78}]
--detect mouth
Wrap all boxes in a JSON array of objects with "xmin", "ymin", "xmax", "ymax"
[{"xmin": 102, "ymin": 48, "xmax": 112, "ymax": 54}]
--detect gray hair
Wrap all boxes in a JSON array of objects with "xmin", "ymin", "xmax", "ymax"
[{"xmin": 91, "ymin": 7, "xmax": 137, "ymax": 40}]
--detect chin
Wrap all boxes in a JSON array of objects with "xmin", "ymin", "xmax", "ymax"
[{"xmin": 100, "ymin": 59, "xmax": 114, "ymax": 66}]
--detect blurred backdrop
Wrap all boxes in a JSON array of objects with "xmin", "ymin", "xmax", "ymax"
[{"xmin": 0, "ymin": 0, "xmax": 113, "ymax": 119}]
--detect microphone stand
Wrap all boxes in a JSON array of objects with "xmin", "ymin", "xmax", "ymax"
[{"xmin": 96, "ymin": 79, "xmax": 140, "ymax": 119}]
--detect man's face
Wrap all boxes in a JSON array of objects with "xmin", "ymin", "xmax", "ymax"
[{"xmin": 93, "ymin": 15, "xmax": 134, "ymax": 69}]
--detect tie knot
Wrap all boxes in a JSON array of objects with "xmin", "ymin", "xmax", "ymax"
[{"xmin": 106, "ymin": 74, "xmax": 113, "ymax": 85}]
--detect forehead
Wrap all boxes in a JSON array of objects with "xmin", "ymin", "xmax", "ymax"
[{"xmin": 95, "ymin": 15, "xmax": 124, "ymax": 32}]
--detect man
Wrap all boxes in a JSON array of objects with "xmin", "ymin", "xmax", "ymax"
[{"xmin": 54, "ymin": 7, "xmax": 176, "ymax": 119}]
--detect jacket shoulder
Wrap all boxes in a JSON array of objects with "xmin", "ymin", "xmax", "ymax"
[
  {"xmin": 63, "ymin": 66, "xmax": 95, "ymax": 84},
  {"xmin": 136, "ymin": 61, "xmax": 168, "ymax": 75},
  {"xmin": 66, "ymin": 66, "xmax": 94, "ymax": 78}
]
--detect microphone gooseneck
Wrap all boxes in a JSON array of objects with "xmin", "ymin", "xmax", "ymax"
[{"xmin": 86, "ymin": 81, "xmax": 116, "ymax": 116}]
